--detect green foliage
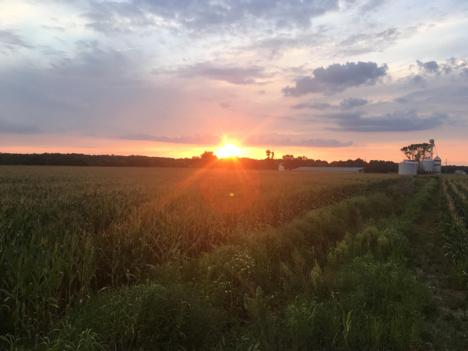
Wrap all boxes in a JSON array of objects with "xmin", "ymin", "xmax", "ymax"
[
  {"xmin": 1, "ymin": 167, "xmax": 449, "ymax": 350},
  {"xmin": 48, "ymin": 283, "xmax": 225, "ymax": 351},
  {"xmin": 285, "ymin": 259, "xmax": 427, "ymax": 351},
  {"xmin": 1, "ymin": 168, "xmax": 378, "ymax": 338},
  {"xmin": 441, "ymin": 178, "xmax": 468, "ymax": 289}
]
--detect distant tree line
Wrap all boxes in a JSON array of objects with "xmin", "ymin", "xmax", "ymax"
[
  {"xmin": 278, "ymin": 156, "xmax": 398, "ymax": 173},
  {"xmin": 1, "ymin": 151, "xmax": 465, "ymax": 173},
  {"xmin": 441, "ymin": 165, "xmax": 468, "ymax": 174}
]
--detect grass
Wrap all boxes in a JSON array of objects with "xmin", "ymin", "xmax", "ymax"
[{"xmin": 1, "ymin": 166, "xmax": 466, "ymax": 349}]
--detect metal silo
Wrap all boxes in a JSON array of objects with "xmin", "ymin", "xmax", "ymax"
[
  {"xmin": 433, "ymin": 156, "xmax": 442, "ymax": 174},
  {"xmin": 421, "ymin": 159, "xmax": 434, "ymax": 173},
  {"xmin": 398, "ymin": 160, "xmax": 418, "ymax": 175}
]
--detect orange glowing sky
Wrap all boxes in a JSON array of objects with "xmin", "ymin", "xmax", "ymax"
[
  {"xmin": 1, "ymin": 134, "xmax": 467, "ymax": 165},
  {"xmin": 1, "ymin": 1, "xmax": 468, "ymax": 164}
]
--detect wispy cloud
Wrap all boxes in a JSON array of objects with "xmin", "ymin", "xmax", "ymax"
[
  {"xmin": 0, "ymin": 119, "xmax": 41, "ymax": 134},
  {"xmin": 0, "ymin": 30, "xmax": 32, "ymax": 53},
  {"xmin": 326, "ymin": 110, "xmax": 448, "ymax": 132},
  {"xmin": 178, "ymin": 63, "xmax": 267, "ymax": 85},
  {"xmin": 246, "ymin": 134, "xmax": 352, "ymax": 147},
  {"xmin": 292, "ymin": 98, "xmax": 368, "ymax": 110},
  {"xmin": 120, "ymin": 133, "xmax": 352, "ymax": 148},
  {"xmin": 120, "ymin": 134, "xmax": 219, "ymax": 145},
  {"xmin": 82, "ymin": 0, "xmax": 340, "ymax": 34}
]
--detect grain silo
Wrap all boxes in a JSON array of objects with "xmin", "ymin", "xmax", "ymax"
[
  {"xmin": 433, "ymin": 156, "xmax": 442, "ymax": 174},
  {"xmin": 420, "ymin": 159, "xmax": 434, "ymax": 173},
  {"xmin": 399, "ymin": 139, "xmax": 442, "ymax": 175},
  {"xmin": 398, "ymin": 160, "xmax": 418, "ymax": 175}
]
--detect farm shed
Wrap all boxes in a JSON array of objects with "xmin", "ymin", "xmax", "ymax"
[{"xmin": 293, "ymin": 167, "xmax": 364, "ymax": 173}]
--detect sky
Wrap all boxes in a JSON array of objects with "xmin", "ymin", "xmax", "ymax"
[{"xmin": 1, "ymin": 0, "xmax": 468, "ymax": 163}]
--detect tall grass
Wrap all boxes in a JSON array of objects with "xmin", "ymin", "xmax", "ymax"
[
  {"xmin": 441, "ymin": 177, "xmax": 468, "ymax": 290},
  {"xmin": 0, "ymin": 166, "xmax": 398, "ymax": 346},
  {"xmin": 23, "ymin": 174, "xmax": 432, "ymax": 350}
]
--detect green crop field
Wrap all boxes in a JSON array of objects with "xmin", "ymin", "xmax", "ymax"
[{"xmin": 0, "ymin": 166, "xmax": 467, "ymax": 350}]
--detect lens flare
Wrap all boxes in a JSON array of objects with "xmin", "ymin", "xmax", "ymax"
[{"xmin": 215, "ymin": 141, "xmax": 243, "ymax": 159}]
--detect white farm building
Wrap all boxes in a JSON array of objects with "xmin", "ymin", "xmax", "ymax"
[
  {"xmin": 398, "ymin": 139, "xmax": 442, "ymax": 175},
  {"xmin": 293, "ymin": 167, "xmax": 364, "ymax": 173}
]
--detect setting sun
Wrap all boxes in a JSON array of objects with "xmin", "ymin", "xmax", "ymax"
[{"xmin": 215, "ymin": 142, "xmax": 243, "ymax": 159}]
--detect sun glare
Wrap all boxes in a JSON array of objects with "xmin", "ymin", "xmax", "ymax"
[{"xmin": 215, "ymin": 142, "xmax": 243, "ymax": 159}]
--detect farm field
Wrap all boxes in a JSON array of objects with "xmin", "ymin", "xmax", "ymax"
[{"xmin": 0, "ymin": 166, "xmax": 467, "ymax": 350}]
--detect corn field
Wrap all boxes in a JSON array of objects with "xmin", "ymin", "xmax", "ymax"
[{"xmin": 0, "ymin": 166, "xmax": 466, "ymax": 350}]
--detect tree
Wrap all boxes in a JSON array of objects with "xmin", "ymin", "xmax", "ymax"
[
  {"xmin": 200, "ymin": 151, "xmax": 217, "ymax": 162},
  {"xmin": 265, "ymin": 149, "xmax": 271, "ymax": 160},
  {"xmin": 282, "ymin": 154, "xmax": 295, "ymax": 170},
  {"xmin": 401, "ymin": 139, "xmax": 434, "ymax": 161}
]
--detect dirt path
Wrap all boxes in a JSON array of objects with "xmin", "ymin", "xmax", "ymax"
[{"xmin": 409, "ymin": 187, "xmax": 468, "ymax": 350}]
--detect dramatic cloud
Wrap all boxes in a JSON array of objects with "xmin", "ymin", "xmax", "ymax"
[
  {"xmin": 283, "ymin": 62, "xmax": 388, "ymax": 96},
  {"xmin": 328, "ymin": 111, "xmax": 448, "ymax": 132},
  {"xmin": 179, "ymin": 63, "xmax": 266, "ymax": 85},
  {"xmin": 1, "ymin": 0, "xmax": 468, "ymax": 161}
]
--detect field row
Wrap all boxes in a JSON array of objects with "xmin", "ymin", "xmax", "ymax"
[
  {"xmin": 0, "ymin": 166, "xmax": 440, "ymax": 350},
  {"xmin": 0, "ymin": 167, "xmax": 399, "ymax": 346},
  {"xmin": 35, "ymin": 176, "xmax": 437, "ymax": 350},
  {"xmin": 441, "ymin": 177, "xmax": 468, "ymax": 277}
]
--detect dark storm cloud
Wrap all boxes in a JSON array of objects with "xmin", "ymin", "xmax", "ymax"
[
  {"xmin": 83, "ymin": 0, "xmax": 340, "ymax": 33},
  {"xmin": 327, "ymin": 110, "xmax": 447, "ymax": 132},
  {"xmin": 283, "ymin": 61, "xmax": 388, "ymax": 96},
  {"xmin": 180, "ymin": 63, "xmax": 267, "ymax": 85}
]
